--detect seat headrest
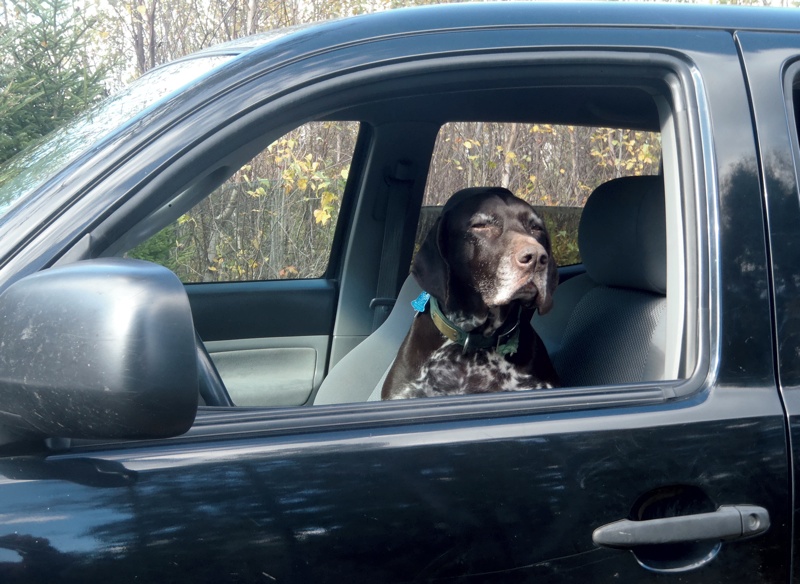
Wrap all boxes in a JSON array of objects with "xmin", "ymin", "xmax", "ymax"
[{"xmin": 579, "ymin": 176, "xmax": 666, "ymax": 294}]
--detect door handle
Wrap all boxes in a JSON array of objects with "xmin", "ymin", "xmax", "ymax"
[{"xmin": 592, "ymin": 505, "xmax": 770, "ymax": 549}]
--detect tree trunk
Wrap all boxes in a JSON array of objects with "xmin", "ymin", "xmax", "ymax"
[
  {"xmin": 247, "ymin": 0, "xmax": 258, "ymax": 35},
  {"xmin": 501, "ymin": 122, "xmax": 518, "ymax": 189},
  {"xmin": 132, "ymin": 2, "xmax": 146, "ymax": 75},
  {"xmin": 147, "ymin": 0, "xmax": 158, "ymax": 71}
]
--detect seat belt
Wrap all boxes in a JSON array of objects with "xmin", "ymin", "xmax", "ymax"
[{"xmin": 370, "ymin": 161, "xmax": 415, "ymax": 331}]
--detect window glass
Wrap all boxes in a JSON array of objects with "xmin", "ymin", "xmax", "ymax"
[
  {"xmin": 422, "ymin": 123, "xmax": 661, "ymax": 266},
  {"xmin": 0, "ymin": 55, "xmax": 234, "ymax": 221},
  {"xmin": 129, "ymin": 121, "xmax": 359, "ymax": 282}
]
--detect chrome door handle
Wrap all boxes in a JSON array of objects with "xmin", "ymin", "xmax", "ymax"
[{"xmin": 592, "ymin": 505, "xmax": 770, "ymax": 549}]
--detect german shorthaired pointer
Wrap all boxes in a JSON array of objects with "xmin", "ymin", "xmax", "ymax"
[{"xmin": 382, "ymin": 187, "xmax": 560, "ymax": 400}]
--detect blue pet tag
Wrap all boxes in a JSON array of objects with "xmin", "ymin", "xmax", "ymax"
[{"xmin": 411, "ymin": 291, "xmax": 430, "ymax": 312}]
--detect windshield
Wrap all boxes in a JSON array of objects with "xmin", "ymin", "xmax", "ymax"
[{"xmin": 0, "ymin": 54, "xmax": 233, "ymax": 220}]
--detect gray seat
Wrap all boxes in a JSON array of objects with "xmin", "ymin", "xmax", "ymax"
[
  {"xmin": 532, "ymin": 175, "xmax": 667, "ymax": 386},
  {"xmin": 313, "ymin": 275, "xmax": 421, "ymax": 404}
]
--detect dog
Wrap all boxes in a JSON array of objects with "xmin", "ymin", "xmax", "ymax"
[{"xmin": 382, "ymin": 186, "xmax": 560, "ymax": 400}]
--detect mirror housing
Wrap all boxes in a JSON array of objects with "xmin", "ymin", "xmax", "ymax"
[{"xmin": 0, "ymin": 259, "xmax": 198, "ymax": 440}]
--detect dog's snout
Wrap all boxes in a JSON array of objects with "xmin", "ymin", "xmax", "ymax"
[{"xmin": 515, "ymin": 245, "xmax": 548, "ymax": 270}]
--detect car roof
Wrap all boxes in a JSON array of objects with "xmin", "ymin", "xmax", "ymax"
[
  {"xmin": 174, "ymin": 2, "xmax": 800, "ymax": 67},
  {"xmin": 205, "ymin": 1, "xmax": 800, "ymax": 60}
]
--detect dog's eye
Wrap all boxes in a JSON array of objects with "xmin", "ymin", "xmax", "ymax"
[
  {"xmin": 469, "ymin": 215, "xmax": 495, "ymax": 231},
  {"xmin": 528, "ymin": 221, "xmax": 543, "ymax": 233}
]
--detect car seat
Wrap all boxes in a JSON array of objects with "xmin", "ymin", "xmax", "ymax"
[
  {"xmin": 532, "ymin": 175, "xmax": 667, "ymax": 385},
  {"xmin": 313, "ymin": 275, "xmax": 421, "ymax": 404}
]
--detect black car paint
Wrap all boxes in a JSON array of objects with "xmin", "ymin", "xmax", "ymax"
[
  {"xmin": 0, "ymin": 412, "xmax": 788, "ymax": 583},
  {"xmin": 0, "ymin": 3, "xmax": 798, "ymax": 582},
  {"xmin": 737, "ymin": 31, "xmax": 800, "ymax": 582}
]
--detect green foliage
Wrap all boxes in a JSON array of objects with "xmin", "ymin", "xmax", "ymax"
[
  {"xmin": 127, "ymin": 224, "xmax": 179, "ymax": 271},
  {"xmin": 0, "ymin": 0, "xmax": 111, "ymax": 163},
  {"xmin": 590, "ymin": 128, "xmax": 661, "ymax": 176},
  {"xmin": 146, "ymin": 121, "xmax": 357, "ymax": 283},
  {"xmin": 534, "ymin": 206, "xmax": 582, "ymax": 267}
]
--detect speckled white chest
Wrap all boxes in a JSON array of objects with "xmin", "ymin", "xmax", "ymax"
[{"xmin": 390, "ymin": 340, "xmax": 554, "ymax": 399}]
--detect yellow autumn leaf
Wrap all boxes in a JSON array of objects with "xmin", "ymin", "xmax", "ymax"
[
  {"xmin": 321, "ymin": 191, "xmax": 337, "ymax": 207},
  {"xmin": 279, "ymin": 265, "xmax": 299, "ymax": 278},
  {"xmin": 314, "ymin": 209, "xmax": 331, "ymax": 225}
]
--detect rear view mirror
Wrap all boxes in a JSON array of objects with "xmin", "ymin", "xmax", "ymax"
[{"xmin": 0, "ymin": 259, "xmax": 198, "ymax": 440}]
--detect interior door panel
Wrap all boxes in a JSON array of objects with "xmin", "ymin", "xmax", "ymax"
[
  {"xmin": 188, "ymin": 279, "xmax": 336, "ymax": 407},
  {"xmin": 206, "ymin": 338, "xmax": 328, "ymax": 406}
]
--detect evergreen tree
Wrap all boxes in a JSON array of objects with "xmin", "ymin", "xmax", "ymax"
[{"xmin": 0, "ymin": 0, "xmax": 111, "ymax": 163}]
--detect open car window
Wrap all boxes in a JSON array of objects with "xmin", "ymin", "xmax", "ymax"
[{"xmin": 311, "ymin": 59, "xmax": 695, "ymax": 406}]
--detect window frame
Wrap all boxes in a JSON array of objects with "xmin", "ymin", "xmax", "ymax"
[{"xmin": 228, "ymin": 55, "xmax": 702, "ymax": 418}]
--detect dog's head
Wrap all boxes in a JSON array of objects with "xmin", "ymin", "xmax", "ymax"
[{"xmin": 413, "ymin": 187, "xmax": 558, "ymax": 316}]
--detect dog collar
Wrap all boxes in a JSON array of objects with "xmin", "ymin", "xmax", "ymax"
[{"xmin": 411, "ymin": 291, "xmax": 521, "ymax": 356}]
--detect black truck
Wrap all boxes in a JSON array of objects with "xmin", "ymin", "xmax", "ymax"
[{"xmin": 1, "ymin": 3, "xmax": 799, "ymax": 582}]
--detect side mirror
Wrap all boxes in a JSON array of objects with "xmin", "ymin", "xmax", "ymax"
[{"xmin": 0, "ymin": 259, "xmax": 198, "ymax": 440}]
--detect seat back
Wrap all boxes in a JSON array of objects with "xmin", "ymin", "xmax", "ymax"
[
  {"xmin": 313, "ymin": 275, "xmax": 421, "ymax": 404},
  {"xmin": 533, "ymin": 175, "xmax": 667, "ymax": 386}
]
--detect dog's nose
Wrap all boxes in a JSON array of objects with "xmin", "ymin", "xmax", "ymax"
[{"xmin": 515, "ymin": 245, "xmax": 549, "ymax": 270}]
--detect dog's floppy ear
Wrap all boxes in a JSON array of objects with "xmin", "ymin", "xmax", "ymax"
[
  {"xmin": 411, "ymin": 214, "xmax": 450, "ymax": 304},
  {"xmin": 536, "ymin": 251, "xmax": 559, "ymax": 315}
]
